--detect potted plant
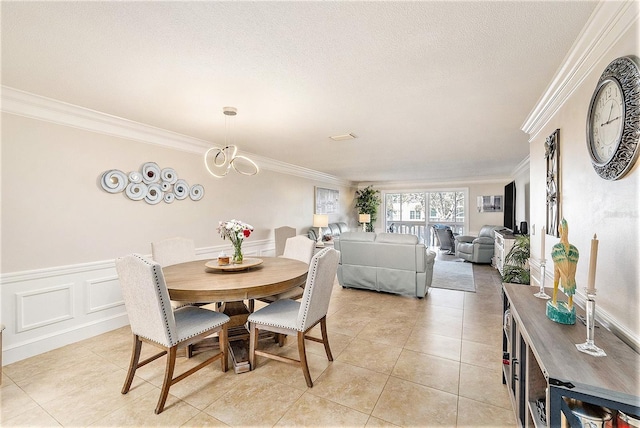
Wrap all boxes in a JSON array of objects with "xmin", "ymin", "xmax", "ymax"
[
  {"xmin": 502, "ymin": 234, "xmax": 530, "ymax": 284},
  {"xmin": 354, "ymin": 186, "xmax": 381, "ymax": 232}
]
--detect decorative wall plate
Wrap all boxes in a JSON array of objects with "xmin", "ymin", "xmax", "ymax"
[
  {"xmin": 174, "ymin": 179, "xmax": 189, "ymax": 199},
  {"xmin": 190, "ymin": 184, "xmax": 204, "ymax": 201},
  {"xmin": 101, "ymin": 170, "xmax": 128, "ymax": 193},
  {"xmin": 161, "ymin": 168, "xmax": 178, "ymax": 184},
  {"xmin": 141, "ymin": 162, "xmax": 161, "ymax": 184},
  {"xmin": 125, "ymin": 182, "xmax": 147, "ymax": 201}
]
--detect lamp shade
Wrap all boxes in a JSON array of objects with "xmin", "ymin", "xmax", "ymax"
[
  {"xmin": 359, "ymin": 213, "xmax": 371, "ymax": 223},
  {"xmin": 313, "ymin": 214, "xmax": 329, "ymax": 228}
]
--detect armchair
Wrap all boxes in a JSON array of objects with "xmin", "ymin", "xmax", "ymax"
[
  {"xmin": 432, "ymin": 224, "xmax": 456, "ymax": 254},
  {"xmin": 454, "ymin": 225, "xmax": 504, "ymax": 264}
]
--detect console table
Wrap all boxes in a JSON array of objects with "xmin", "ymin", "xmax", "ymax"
[{"xmin": 502, "ymin": 283, "xmax": 639, "ymax": 427}]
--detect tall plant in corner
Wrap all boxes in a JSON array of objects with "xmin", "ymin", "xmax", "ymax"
[
  {"xmin": 502, "ymin": 234, "xmax": 530, "ymax": 285},
  {"xmin": 355, "ymin": 186, "xmax": 381, "ymax": 232}
]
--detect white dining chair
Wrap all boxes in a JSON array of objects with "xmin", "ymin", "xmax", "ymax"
[
  {"xmin": 274, "ymin": 226, "xmax": 296, "ymax": 257},
  {"xmin": 152, "ymin": 237, "xmax": 197, "ymax": 309},
  {"xmin": 248, "ymin": 247, "xmax": 339, "ymax": 387},
  {"xmin": 282, "ymin": 235, "xmax": 316, "ymax": 264},
  {"xmin": 115, "ymin": 254, "xmax": 229, "ymax": 414},
  {"xmin": 151, "ymin": 237, "xmax": 196, "ymax": 267},
  {"xmin": 258, "ymin": 235, "xmax": 316, "ymax": 306}
]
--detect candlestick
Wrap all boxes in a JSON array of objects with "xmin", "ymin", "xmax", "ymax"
[
  {"xmin": 587, "ymin": 234, "xmax": 598, "ymax": 293},
  {"xmin": 534, "ymin": 258, "xmax": 551, "ymax": 299},
  {"xmin": 540, "ymin": 226, "xmax": 546, "ymax": 258},
  {"xmin": 576, "ymin": 288, "xmax": 606, "ymax": 357}
]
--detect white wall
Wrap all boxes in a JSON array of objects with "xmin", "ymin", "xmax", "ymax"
[
  {"xmin": 1, "ymin": 111, "xmax": 355, "ymax": 364},
  {"xmin": 513, "ymin": 158, "xmax": 531, "ymax": 230},
  {"xmin": 1, "ymin": 114, "xmax": 355, "ymax": 271},
  {"xmin": 525, "ymin": 4, "xmax": 639, "ymax": 348},
  {"xmin": 467, "ymin": 182, "xmax": 511, "ymax": 234}
]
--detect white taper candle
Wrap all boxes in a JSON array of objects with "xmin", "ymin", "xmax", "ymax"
[{"xmin": 587, "ymin": 234, "xmax": 598, "ymax": 293}]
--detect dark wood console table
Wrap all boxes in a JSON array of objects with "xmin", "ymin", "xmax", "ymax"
[{"xmin": 502, "ymin": 283, "xmax": 639, "ymax": 427}]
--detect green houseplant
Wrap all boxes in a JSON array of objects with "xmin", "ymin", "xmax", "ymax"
[
  {"xmin": 354, "ymin": 186, "xmax": 381, "ymax": 232},
  {"xmin": 502, "ymin": 234, "xmax": 530, "ymax": 284}
]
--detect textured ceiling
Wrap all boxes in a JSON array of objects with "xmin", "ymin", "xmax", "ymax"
[{"xmin": 1, "ymin": 1, "xmax": 598, "ymax": 184}]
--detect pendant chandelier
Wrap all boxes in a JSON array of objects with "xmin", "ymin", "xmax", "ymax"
[{"xmin": 204, "ymin": 107, "xmax": 259, "ymax": 178}]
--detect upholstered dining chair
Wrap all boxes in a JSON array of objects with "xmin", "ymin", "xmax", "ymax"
[
  {"xmin": 248, "ymin": 247, "xmax": 339, "ymax": 387},
  {"xmin": 152, "ymin": 237, "xmax": 196, "ymax": 309},
  {"xmin": 261, "ymin": 235, "xmax": 316, "ymax": 303},
  {"xmin": 115, "ymin": 254, "xmax": 229, "ymax": 414},
  {"xmin": 151, "ymin": 237, "xmax": 196, "ymax": 267},
  {"xmin": 274, "ymin": 226, "xmax": 296, "ymax": 257}
]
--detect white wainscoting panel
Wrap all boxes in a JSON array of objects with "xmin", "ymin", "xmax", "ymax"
[
  {"xmin": 85, "ymin": 276, "xmax": 123, "ymax": 314},
  {"xmin": 1, "ymin": 260, "xmax": 129, "ymax": 365},
  {"xmin": 1, "ymin": 239, "xmax": 277, "ymax": 365},
  {"xmin": 16, "ymin": 283, "xmax": 74, "ymax": 332}
]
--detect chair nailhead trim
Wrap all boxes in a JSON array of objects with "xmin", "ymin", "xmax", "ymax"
[
  {"xmin": 132, "ymin": 254, "xmax": 175, "ymax": 346},
  {"xmin": 299, "ymin": 247, "xmax": 327, "ymax": 328}
]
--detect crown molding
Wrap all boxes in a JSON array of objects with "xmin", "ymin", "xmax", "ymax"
[
  {"xmin": 512, "ymin": 155, "xmax": 530, "ymax": 178},
  {"xmin": 359, "ymin": 175, "xmax": 514, "ymax": 191},
  {"xmin": 1, "ymin": 86, "xmax": 353, "ymax": 187},
  {"xmin": 521, "ymin": 0, "xmax": 639, "ymax": 141}
]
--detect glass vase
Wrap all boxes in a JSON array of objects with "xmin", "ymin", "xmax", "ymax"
[{"xmin": 233, "ymin": 242, "xmax": 243, "ymax": 264}]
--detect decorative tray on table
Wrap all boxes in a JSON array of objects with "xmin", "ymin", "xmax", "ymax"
[{"xmin": 205, "ymin": 258, "xmax": 263, "ymax": 271}]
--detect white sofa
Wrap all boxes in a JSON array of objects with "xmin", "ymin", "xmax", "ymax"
[{"xmin": 334, "ymin": 232, "xmax": 436, "ymax": 298}]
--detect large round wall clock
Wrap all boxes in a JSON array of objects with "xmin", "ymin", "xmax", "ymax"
[{"xmin": 586, "ymin": 55, "xmax": 640, "ymax": 180}]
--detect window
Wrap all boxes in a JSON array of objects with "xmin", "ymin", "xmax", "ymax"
[{"xmin": 385, "ymin": 190, "xmax": 467, "ymax": 243}]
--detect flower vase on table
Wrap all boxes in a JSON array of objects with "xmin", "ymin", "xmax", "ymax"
[
  {"xmin": 217, "ymin": 219, "xmax": 253, "ymax": 265},
  {"xmin": 233, "ymin": 242, "xmax": 244, "ymax": 264}
]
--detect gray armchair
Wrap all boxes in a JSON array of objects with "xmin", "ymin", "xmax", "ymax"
[
  {"xmin": 454, "ymin": 225, "xmax": 504, "ymax": 263},
  {"xmin": 432, "ymin": 225, "xmax": 456, "ymax": 254}
]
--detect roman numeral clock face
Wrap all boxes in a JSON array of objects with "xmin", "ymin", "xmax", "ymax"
[
  {"xmin": 589, "ymin": 80, "xmax": 624, "ymax": 164},
  {"xmin": 586, "ymin": 56, "xmax": 640, "ymax": 181}
]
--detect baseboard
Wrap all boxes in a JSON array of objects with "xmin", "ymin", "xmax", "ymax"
[{"xmin": 2, "ymin": 314, "xmax": 129, "ymax": 365}]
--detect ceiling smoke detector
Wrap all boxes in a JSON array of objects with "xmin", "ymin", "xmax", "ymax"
[
  {"xmin": 223, "ymin": 106, "xmax": 237, "ymax": 116},
  {"xmin": 329, "ymin": 133, "xmax": 357, "ymax": 141}
]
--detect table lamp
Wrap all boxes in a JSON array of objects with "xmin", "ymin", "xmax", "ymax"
[
  {"xmin": 313, "ymin": 214, "xmax": 329, "ymax": 246},
  {"xmin": 359, "ymin": 213, "xmax": 370, "ymax": 232}
]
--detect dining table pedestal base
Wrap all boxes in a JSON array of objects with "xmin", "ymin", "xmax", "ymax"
[
  {"xmin": 163, "ymin": 257, "xmax": 309, "ymax": 373},
  {"xmin": 220, "ymin": 301, "xmax": 252, "ymax": 373},
  {"xmin": 180, "ymin": 301, "xmax": 282, "ymax": 373}
]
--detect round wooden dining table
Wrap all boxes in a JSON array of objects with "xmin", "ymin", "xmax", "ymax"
[{"xmin": 163, "ymin": 256, "xmax": 308, "ymax": 373}]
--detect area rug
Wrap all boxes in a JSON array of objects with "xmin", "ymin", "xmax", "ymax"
[{"xmin": 431, "ymin": 260, "xmax": 475, "ymax": 292}]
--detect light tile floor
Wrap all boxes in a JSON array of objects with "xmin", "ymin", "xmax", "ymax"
[{"xmin": 1, "ymin": 255, "xmax": 517, "ymax": 427}]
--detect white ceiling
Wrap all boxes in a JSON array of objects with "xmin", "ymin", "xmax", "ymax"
[{"xmin": 1, "ymin": 1, "xmax": 598, "ymax": 184}]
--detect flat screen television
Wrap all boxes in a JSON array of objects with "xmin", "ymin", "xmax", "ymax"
[{"xmin": 504, "ymin": 181, "xmax": 516, "ymax": 232}]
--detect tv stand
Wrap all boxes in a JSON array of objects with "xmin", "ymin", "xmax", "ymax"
[
  {"xmin": 502, "ymin": 283, "xmax": 639, "ymax": 427},
  {"xmin": 494, "ymin": 230, "xmax": 516, "ymax": 275}
]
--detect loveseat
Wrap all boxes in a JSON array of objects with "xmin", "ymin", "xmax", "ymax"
[
  {"xmin": 334, "ymin": 232, "xmax": 436, "ymax": 298},
  {"xmin": 308, "ymin": 222, "xmax": 349, "ymax": 242},
  {"xmin": 454, "ymin": 225, "xmax": 504, "ymax": 263}
]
